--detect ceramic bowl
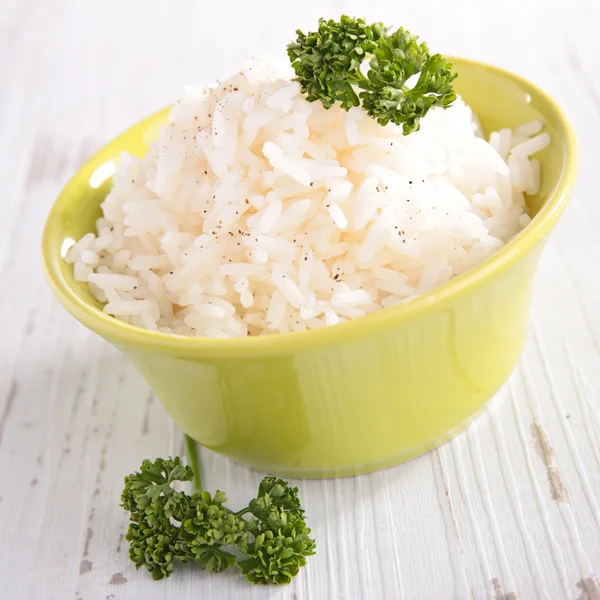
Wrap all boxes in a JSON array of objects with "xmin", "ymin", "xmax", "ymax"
[{"xmin": 42, "ymin": 58, "xmax": 577, "ymax": 478}]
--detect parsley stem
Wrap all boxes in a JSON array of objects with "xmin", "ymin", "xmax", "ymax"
[
  {"xmin": 234, "ymin": 507, "xmax": 251, "ymax": 518},
  {"xmin": 184, "ymin": 434, "xmax": 203, "ymax": 494}
]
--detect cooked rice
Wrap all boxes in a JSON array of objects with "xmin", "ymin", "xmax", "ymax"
[{"xmin": 65, "ymin": 57, "xmax": 550, "ymax": 338}]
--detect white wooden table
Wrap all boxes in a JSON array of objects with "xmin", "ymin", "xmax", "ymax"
[{"xmin": 2, "ymin": 1, "xmax": 600, "ymax": 598}]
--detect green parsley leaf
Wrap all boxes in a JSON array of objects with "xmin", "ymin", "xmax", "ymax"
[
  {"xmin": 121, "ymin": 445, "xmax": 315, "ymax": 585},
  {"xmin": 288, "ymin": 15, "xmax": 457, "ymax": 133}
]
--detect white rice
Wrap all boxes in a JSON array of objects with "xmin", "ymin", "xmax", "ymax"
[{"xmin": 66, "ymin": 57, "xmax": 550, "ymax": 338}]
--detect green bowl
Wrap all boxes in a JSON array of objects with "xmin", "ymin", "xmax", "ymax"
[{"xmin": 42, "ymin": 58, "xmax": 577, "ymax": 478}]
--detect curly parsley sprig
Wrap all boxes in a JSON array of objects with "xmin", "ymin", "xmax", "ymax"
[
  {"xmin": 120, "ymin": 440, "xmax": 315, "ymax": 585},
  {"xmin": 287, "ymin": 15, "xmax": 457, "ymax": 134}
]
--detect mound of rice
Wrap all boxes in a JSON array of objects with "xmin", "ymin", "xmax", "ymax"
[{"xmin": 66, "ymin": 58, "xmax": 550, "ymax": 338}]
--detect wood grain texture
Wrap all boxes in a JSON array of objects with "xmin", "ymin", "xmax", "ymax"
[{"xmin": 1, "ymin": 0, "xmax": 599, "ymax": 598}]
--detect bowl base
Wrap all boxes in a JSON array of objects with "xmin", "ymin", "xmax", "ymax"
[{"xmin": 211, "ymin": 406, "xmax": 485, "ymax": 480}]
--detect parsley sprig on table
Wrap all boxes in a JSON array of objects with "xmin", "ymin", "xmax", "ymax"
[
  {"xmin": 287, "ymin": 15, "xmax": 457, "ymax": 134},
  {"xmin": 120, "ymin": 438, "xmax": 315, "ymax": 585}
]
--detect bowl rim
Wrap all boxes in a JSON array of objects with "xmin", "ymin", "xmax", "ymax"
[{"xmin": 42, "ymin": 57, "xmax": 578, "ymax": 356}]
